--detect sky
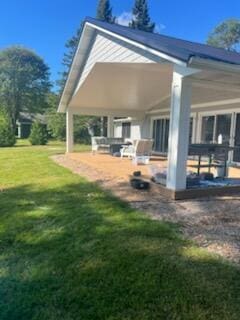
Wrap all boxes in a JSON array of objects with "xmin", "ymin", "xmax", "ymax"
[{"xmin": 0, "ymin": 0, "xmax": 239, "ymax": 90}]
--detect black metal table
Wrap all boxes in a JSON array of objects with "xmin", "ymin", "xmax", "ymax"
[
  {"xmin": 188, "ymin": 144, "xmax": 234, "ymax": 177},
  {"xmin": 109, "ymin": 144, "xmax": 124, "ymax": 155}
]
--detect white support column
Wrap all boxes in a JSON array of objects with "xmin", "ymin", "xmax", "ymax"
[
  {"xmin": 18, "ymin": 124, "xmax": 21, "ymax": 138},
  {"xmin": 107, "ymin": 116, "xmax": 114, "ymax": 137},
  {"xmin": 166, "ymin": 65, "xmax": 198, "ymax": 191},
  {"xmin": 66, "ymin": 109, "xmax": 74, "ymax": 153}
]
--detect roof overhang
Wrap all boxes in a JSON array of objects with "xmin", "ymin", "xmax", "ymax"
[{"xmin": 58, "ymin": 18, "xmax": 240, "ymax": 115}]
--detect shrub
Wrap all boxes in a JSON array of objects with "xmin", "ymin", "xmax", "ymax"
[
  {"xmin": 47, "ymin": 110, "xmax": 66, "ymax": 141},
  {"xmin": 29, "ymin": 121, "xmax": 48, "ymax": 145},
  {"xmin": 0, "ymin": 110, "xmax": 16, "ymax": 147}
]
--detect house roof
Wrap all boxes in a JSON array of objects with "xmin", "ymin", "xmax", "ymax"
[
  {"xmin": 58, "ymin": 17, "xmax": 240, "ymax": 113},
  {"xmin": 17, "ymin": 112, "xmax": 46, "ymax": 124},
  {"xmin": 85, "ymin": 17, "xmax": 240, "ymax": 66}
]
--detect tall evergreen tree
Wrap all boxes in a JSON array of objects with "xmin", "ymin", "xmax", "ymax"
[
  {"xmin": 57, "ymin": 24, "xmax": 83, "ymax": 90},
  {"xmin": 130, "ymin": 0, "xmax": 155, "ymax": 33},
  {"xmin": 96, "ymin": 0, "xmax": 115, "ymax": 23},
  {"xmin": 57, "ymin": 1, "xmax": 116, "ymax": 138}
]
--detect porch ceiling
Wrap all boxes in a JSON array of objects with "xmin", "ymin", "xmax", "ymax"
[
  {"xmin": 68, "ymin": 62, "xmax": 173, "ymax": 115},
  {"xmin": 68, "ymin": 61, "xmax": 240, "ymax": 116}
]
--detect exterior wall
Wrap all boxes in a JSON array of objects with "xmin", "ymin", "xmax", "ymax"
[
  {"xmin": 113, "ymin": 104, "xmax": 240, "ymax": 162},
  {"xmin": 114, "ymin": 119, "xmax": 143, "ymax": 140},
  {"xmin": 130, "ymin": 120, "xmax": 142, "ymax": 140},
  {"xmin": 114, "ymin": 122, "xmax": 122, "ymax": 138}
]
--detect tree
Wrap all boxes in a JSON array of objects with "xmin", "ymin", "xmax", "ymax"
[
  {"xmin": 207, "ymin": 19, "xmax": 240, "ymax": 51},
  {"xmin": 46, "ymin": 93, "xmax": 101, "ymax": 142},
  {"xmin": 29, "ymin": 121, "xmax": 48, "ymax": 145},
  {"xmin": 57, "ymin": 24, "xmax": 83, "ymax": 91},
  {"xmin": 57, "ymin": 1, "xmax": 115, "ymax": 140},
  {"xmin": 130, "ymin": 0, "xmax": 155, "ymax": 33},
  {"xmin": 0, "ymin": 108, "xmax": 16, "ymax": 147},
  {"xmin": 0, "ymin": 47, "xmax": 51, "ymax": 130},
  {"xmin": 46, "ymin": 93, "xmax": 66, "ymax": 141},
  {"xmin": 96, "ymin": 0, "xmax": 115, "ymax": 23}
]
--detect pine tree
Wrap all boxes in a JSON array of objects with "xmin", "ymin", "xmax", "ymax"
[
  {"xmin": 96, "ymin": 0, "xmax": 115, "ymax": 23},
  {"xmin": 0, "ymin": 108, "xmax": 15, "ymax": 147},
  {"xmin": 57, "ymin": 24, "xmax": 83, "ymax": 90},
  {"xmin": 58, "ymin": 0, "xmax": 115, "ymax": 91},
  {"xmin": 130, "ymin": 0, "xmax": 155, "ymax": 33},
  {"xmin": 57, "ymin": 0, "xmax": 115, "ymax": 138}
]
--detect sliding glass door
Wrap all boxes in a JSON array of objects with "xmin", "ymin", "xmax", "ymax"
[
  {"xmin": 233, "ymin": 114, "xmax": 240, "ymax": 162},
  {"xmin": 152, "ymin": 118, "xmax": 193, "ymax": 154},
  {"xmin": 152, "ymin": 119, "xmax": 169, "ymax": 153}
]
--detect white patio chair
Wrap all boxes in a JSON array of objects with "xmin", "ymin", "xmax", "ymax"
[{"xmin": 120, "ymin": 139, "xmax": 154, "ymax": 162}]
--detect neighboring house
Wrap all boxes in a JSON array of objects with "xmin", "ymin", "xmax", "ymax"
[
  {"xmin": 16, "ymin": 112, "xmax": 46, "ymax": 138},
  {"xmin": 58, "ymin": 17, "xmax": 240, "ymax": 191}
]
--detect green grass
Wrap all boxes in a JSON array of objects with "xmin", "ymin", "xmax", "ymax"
[{"xmin": 0, "ymin": 141, "xmax": 239, "ymax": 320}]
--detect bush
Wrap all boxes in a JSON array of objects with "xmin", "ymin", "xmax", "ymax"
[
  {"xmin": 47, "ymin": 110, "xmax": 66, "ymax": 141},
  {"xmin": 0, "ymin": 110, "xmax": 16, "ymax": 147},
  {"xmin": 46, "ymin": 109, "xmax": 101, "ymax": 144},
  {"xmin": 29, "ymin": 121, "xmax": 48, "ymax": 145}
]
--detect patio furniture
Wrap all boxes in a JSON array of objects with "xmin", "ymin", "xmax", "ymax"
[
  {"xmin": 188, "ymin": 144, "xmax": 234, "ymax": 177},
  {"xmin": 120, "ymin": 139, "xmax": 154, "ymax": 163},
  {"xmin": 91, "ymin": 137, "xmax": 124, "ymax": 154},
  {"xmin": 109, "ymin": 143, "xmax": 125, "ymax": 155}
]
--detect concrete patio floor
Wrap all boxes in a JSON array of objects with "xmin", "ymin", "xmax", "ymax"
[{"xmin": 67, "ymin": 152, "xmax": 240, "ymax": 182}]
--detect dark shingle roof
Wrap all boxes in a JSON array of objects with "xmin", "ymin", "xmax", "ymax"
[
  {"xmin": 85, "ymin": 17, "xmax": 240, "ymax": 65},
  {"xmin": 18, "ymin": 112, "xmax": 46, "ymax": 124}
]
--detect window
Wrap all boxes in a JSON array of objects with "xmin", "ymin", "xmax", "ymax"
[
  {"xmin": 201, "ymin": 114, "xmax": 231, "ymax": 145},
  {"xmin": 122, "ymin": 122, "xmax": 131, "ymax": 139},
  {"xmin": 233, "ymin": 114, "xmax": 240, "ymax": 162},
  {"xmin": 189, "ymin": 118, "xmax": 194, "ymax": 144},
  {"xmin": 201, "ymin": 116, "xmax": 214, "ymax": 143},
  {"xmin": 215, "ymin": 114, "xmax": 231, "ymax": 145}
]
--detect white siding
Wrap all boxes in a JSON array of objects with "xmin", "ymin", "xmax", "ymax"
[
  {"xmin": 74, "ymin": 31, "xmax": 155, "ymax": 94},
  {"xmin": 114, "ymin": 119, "xmax": 143, "ymax": 140},
  {"xmin": 114, "ymin": 122, "xmax": 122, "ymax": 138},
  {"xmin": 130, "ymin": 120, "xmax": 142, "ymax": 140}
]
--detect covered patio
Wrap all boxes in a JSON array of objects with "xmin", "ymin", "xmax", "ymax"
[
  {"xmin": 58, "ymin": 17, "xmax": 240, "ymax": 197},
  {"xmin": 61, "ymin": 151, "xmax": 240, "ymax": 199}
]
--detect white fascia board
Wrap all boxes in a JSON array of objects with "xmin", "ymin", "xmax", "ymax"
[
  {"xmin": 189, "ymin": 57, "xmax": 240, "ymax": 74},
  {"xmin": 69, "ymin": 106, "xmax": 145, "ymax": 119},
  {"xmin": 85, "ymin": 22, "xmax": 186, "ymax": 67},
  {"xmin": 113, "ymin": 117, "xmax": 133, "ymax": 123},
  {"xmin": 57, "ymin": 24, "xmax": 96, "ymax": 113}
]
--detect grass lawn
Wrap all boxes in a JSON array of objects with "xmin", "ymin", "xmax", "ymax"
[{"xmin": 0, "ymin": 140, "xmax": 240, "ymax": 320}]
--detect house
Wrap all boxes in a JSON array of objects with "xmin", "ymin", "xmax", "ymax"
[
  {"xmin": 16, "ymin": 112, "xmax": 46, "ymax": 138},
  {"xmin": 58, "ymin": 17, "xmax": 240, "ymax": 193}
]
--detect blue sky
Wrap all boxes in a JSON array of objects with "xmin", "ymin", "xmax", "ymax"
[{"xmin": 0, "ymin": 0, "xmax": 239, "ymax": 89}]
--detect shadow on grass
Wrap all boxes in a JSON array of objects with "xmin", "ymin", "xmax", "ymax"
[{"xmin": 0, "ymin": 181, "xmax": 240, "ymax": 320}]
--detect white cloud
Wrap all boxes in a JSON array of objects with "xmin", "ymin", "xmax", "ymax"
[
  {"xmin": 116, "ymin": 11, "xmax": 166, "ymax": 34},
  {"xmin": 116, "ymin": 12, "xmax": 133, "ymax": 27},
  {"xmin": 154, "ymin": 24, "xmax": 166, "ymax": 34}
]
